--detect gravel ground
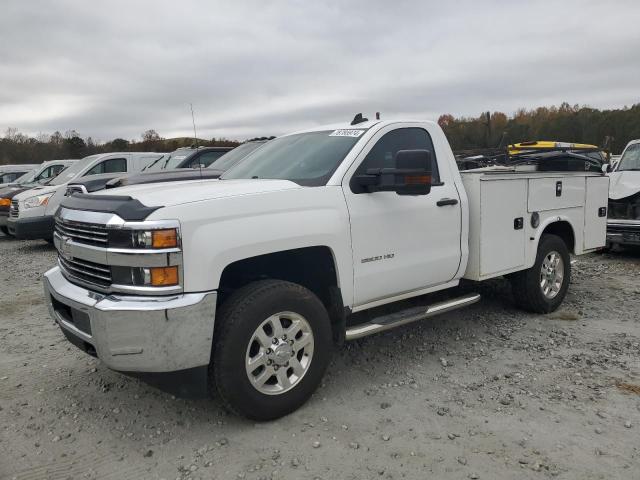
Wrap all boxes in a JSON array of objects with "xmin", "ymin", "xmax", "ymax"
[{"xmin": 1, "ymin": 233, "xmax": 639, "ymax": 480}]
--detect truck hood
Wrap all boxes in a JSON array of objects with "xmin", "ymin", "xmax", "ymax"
[
  {"xmin": 95, "ymin": 179, "xmax": 302, "ymax": 208},
  {"xmin": 105, "ymin": 168, "xmax": 224, "ymax": 189},
  {"xmin": 12, "ymin": 184, "xmax": 60, "ymax": 200},
  {"xmin": 609, "ymin": 171, "xmax": 640, "ymax": 200}
]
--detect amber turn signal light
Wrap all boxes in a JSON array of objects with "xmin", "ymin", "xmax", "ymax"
[
  {"xmin": 0, "ymin": 198, "xmax": 11, "ymax": 207},
  {"xmin": 404, "ymin": 175, "xmax": 431, "ymax": 185},
  {"xmin": 150, "ymin": 266, "xmax": 179, "ymax": 286},
  {"xmin": 152, "ymin": 229, "xmax": 178, "ymax": 248}
]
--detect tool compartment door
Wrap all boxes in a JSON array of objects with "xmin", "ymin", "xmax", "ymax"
[
  {"xmin": 584, "ymin": 176, "xmax": 609, "ymax": 250},
  {"xmin": 479, "ymin": 179, "xmax": 527, "ymax": 276},
  {"xmin": 528, "ymin": 177, "xmax": 585, "ymax": 212}
]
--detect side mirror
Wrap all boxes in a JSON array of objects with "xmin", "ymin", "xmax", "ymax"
[
  {"xmin": 601, "ymin": 163, "xmax": 612, "ymax": 174},
  {"xmin": 356, "ymin": 149, "xmax": 432, "ymax": 195}
]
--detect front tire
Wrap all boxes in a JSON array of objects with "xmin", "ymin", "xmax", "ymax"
[
  {"xmin": 0, "ymin": 226, "xmax": 9, "ymax": 236},
  {"xmin": 510, "ymin": 234, "xmax": 571, "ymax": 313},
  {"xmin": 210, "ymin": 280, "xmax": 332, "ymax": 420}
]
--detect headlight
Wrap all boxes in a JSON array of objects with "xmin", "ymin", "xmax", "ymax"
[
  {"xmin": 24, "ymin": 193, "xmax": 53, "ymax": 209},
  {"xmin": 0, "ymin": 197, "xmax": 10, "ymax": 207},
  {"xmin": 134, "ymin": 229, "xmax": 178, "ymax": 248},
  {"xmin": 112, "ymin": 266, "xmax": 180, "ymax": 287}
]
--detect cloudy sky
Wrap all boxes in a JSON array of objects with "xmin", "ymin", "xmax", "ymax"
[{"xmin": 1, "ymin": 0, "xmax": 639, "ymax": 142}]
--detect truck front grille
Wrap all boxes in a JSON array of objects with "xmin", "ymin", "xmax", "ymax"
[
  {"xmin": 58, "ymin": 255, "xmax": 112, "ymax": 288},
  {"xmin": 608, "ymin": 198, "xmax": 640, "ymax": 220},
  {"xmin": 9, "ymin": 200, "xmax": 19, "ymax": 218},
  {"xmin": 55, "ymin": 217, "xmax": 108, "ymax": 246}
]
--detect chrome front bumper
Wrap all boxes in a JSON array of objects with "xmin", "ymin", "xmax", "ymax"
[{"xmin": 43, "ymin": 266, "xmax": 217, "ymax": 372}]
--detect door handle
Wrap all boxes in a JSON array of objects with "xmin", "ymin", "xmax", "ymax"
[{"xmin": 437, "ymin": 198, "xmax": 459, "ymax": 207}]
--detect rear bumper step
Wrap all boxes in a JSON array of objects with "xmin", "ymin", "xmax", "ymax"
[{"xmin": 345, "ymin": 293, "xmax": 480, "ymax": 341}]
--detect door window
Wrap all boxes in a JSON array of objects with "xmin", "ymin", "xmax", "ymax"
[
  {"xmin": 84, "ymin": 158, "xmax": 127, "ymax": 176},
  {"xmin": 351, "ymin": 127, "xmax": 440, "ymax": 193}
]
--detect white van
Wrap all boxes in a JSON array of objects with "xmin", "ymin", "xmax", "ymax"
[{"xmin": 7, "ymin": 152, "xmax": 164, "ymax": 241}]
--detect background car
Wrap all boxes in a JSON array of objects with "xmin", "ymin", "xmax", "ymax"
[
  {"xmin": 607, "ymin": 139, "xmax": 640, "ymax": 248},
  {"xmin": 67, "ymin": 138, "xmax": 272, "ymax": 194},
  {"xmin": 7, "ymin": 152, "xmax": 165, "ymax": 241},
  {"xmin": 0, "ymin": 164, "xmax": 41, "ymax": 187},
  {"xmin": 0, "ymin": 159, "xmax": 77, "ymax": 235},
  {"xmin": 65, "ymin": 146, "xmax": 233, "ymax": 195}
]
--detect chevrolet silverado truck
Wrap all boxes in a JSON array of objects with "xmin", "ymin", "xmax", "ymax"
[{"xmin": 43, "ymin": 117, "xmax": 609, "ymax": 420}]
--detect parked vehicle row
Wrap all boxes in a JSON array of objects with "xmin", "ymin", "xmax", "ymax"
[
  {"xmin": 40, "ymin": 115, "xmax": 610, "ymax": 420},
  {"xmin": 0, "ymin": 160, "xmax": 77, "ymax": 235},
  {"xmin": 1, "ymin": 139, "xmax": 271, "ymax": 242}
]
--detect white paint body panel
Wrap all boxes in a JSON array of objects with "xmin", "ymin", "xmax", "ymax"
[
  {"xmin": 584, "ymin": 176, "xmax": 609, "ymax": 250},
  {"xmin": 462, "ymin": 171, "xmax": 609, "ymax": 281},
  {"xmin": 146, "ymin": 182, "xmax": 354, "ymax": 303},
  {"xmin": 339, "ymin": 122, "xmax": 465, "ymax": 308}
]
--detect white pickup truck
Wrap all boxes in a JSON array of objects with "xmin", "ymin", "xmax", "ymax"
[{"xmin": 43, "ymin": 118, "xmax": 609, "ymax": 420}]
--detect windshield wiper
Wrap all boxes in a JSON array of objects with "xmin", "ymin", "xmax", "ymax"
[{"xmin": 142, "ymin": 156, "xmax": 164, "ymax": 171}]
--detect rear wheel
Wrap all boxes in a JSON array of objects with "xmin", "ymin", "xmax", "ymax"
[
  {"xmin": 0, "ymin": 226, "xmax": 8, "ymax": 236},
  {"xmin": 210, "ymin": 280, "xmax": 332, "ymax": 420},
  {"xmin": 510, "ymin": 234, "xmax": 571, "ymax": 313}
]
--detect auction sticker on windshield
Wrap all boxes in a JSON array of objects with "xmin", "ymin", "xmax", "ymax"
[{"xmin": 329, "ymin": 129, "xmax": 365, "ymax": 137}]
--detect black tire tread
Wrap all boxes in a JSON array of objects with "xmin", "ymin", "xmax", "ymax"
[
  {"xmin": 210, "ymin": 279, "xmax": 330, "ymax": 419},
  {"xmin": 510, "ymin": 234, "xmax": 571, "ymax": 314}
]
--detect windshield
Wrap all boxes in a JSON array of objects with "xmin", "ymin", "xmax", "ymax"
[
  {"xmin": 221, "ymin": 131, "xmax": 363, "ymax": 186},
  {"xmin": 618, "ymin": 143, "xmax": 640, "ymax": 171},
  {"xmin": 48, "ymin": 156, "xmax": 100, "ymax": 185},
  {"xmin": 209, "ymin": 141, "xmax": 266, "ymax": 171},
  {"xmin": 15, "ymin": 169, "xmax": 38, "ymax": 184},
  {"xmin": 142, "ymin": 151, "xmax": 191, "ymax": 172}
]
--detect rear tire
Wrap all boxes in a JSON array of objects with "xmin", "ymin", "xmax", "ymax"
[
  {"xmin": 510, "ymin": 234, "xmax": 571, "ymax": 313},
  {"xmin": 210, "ymin": 280, "xmax": 332, "ymax": 421},
  {"xmin": 0, "ymin": 226, "xmax": 8, "ymax": 236}
]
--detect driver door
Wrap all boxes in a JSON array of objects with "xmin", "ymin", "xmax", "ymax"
[{"xmin": 342, "ymin": 125, "xmax": 462, "ymax": 308}]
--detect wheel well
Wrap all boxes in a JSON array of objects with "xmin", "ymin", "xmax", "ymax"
[
  {"xmin": 218, "ymin": 247, "xmax": 345, "ymax": 341},
  {"xmin": 541, "ymin": 221, "xmax": 575, "ymax": 253}
]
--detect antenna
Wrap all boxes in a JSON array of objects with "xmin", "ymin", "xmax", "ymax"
[
  {"xmin": 190, "ymin": 103, "xmax": 202, "ymax": 179},
  {"xmin": 190, "ymin": 103, "xmax": 199, "ymax": 148}
]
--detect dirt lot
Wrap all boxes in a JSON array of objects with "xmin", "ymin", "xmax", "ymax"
[{"xmin": 1, "ymin": 233, "xmax": 639, "ymax": 480}]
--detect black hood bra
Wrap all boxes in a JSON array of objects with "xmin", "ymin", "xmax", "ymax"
[{"xmin": 59, "ymin": 193, "xmax": 160, "ymax": 221}]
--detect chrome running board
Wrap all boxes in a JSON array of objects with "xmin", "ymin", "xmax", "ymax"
[{"xmin": 345, "ymin": 293, "xmax": 480, "ymax": 341}]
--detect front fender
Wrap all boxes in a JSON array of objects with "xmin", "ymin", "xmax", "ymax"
[{"xmin": 150, "ymin": 186, "xmax": 355, "ymax": 307}]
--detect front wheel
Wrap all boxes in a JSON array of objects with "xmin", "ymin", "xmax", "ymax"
[
  {"xmin": 510, "ymin": 234, "xmax": 571, "ymax": 313},
  {"xmin": 0, "ymin": 226, "xmax": 9, "ymax": 236},
  {"xmin": 210, "ymin": 280, "xmax": 332, "ymax": 420}
]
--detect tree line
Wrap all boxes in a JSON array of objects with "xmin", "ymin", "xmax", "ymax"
[
  {"xmin": 3, "ymin": 102, "xmax": 640, "ymax": 164},
  {"xmin": 0, "ymin": 128, "xmax": 239, "ymax": 165},
  {"xmin": 438, "ymin": 102, "xmax": 640, "ymax": 155}
]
